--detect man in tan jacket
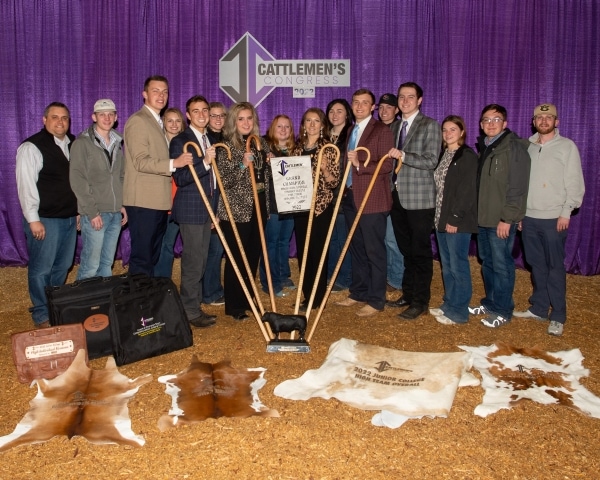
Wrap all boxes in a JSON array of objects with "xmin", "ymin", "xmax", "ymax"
[{"xmin": 123, "ymin": 75, "xmax": 192, "ymax": 276}]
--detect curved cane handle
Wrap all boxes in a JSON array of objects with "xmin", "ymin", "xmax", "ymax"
[
  {"xmin": 245, "ymin": 134, "xmax": 262, "ymax": 153},
  {"xmin": 212, "ymin": 142, "xmax": 232, "ymax": 160},
  {"xmin": 317, "ymin": 143, "xmax": 341, "ymax": 164},
  {"xmin": 355, "ymin": 146, "xmax": 371, "ymax": 167},
  {"xmin": 183, "ymin": 141, "xmax": 202, "ymax": 157},
  {"xmin": 394, "ymin": 155, "xmax": 404, "ymax": 174}
]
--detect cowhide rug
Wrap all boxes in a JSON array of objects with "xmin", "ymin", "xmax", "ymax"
[
  {"xmin": 274, "ymin": 338, "xmax": 478, "ymax": 428},
  {"xmin": 459, "ymin": 343, "xmax": 600, "ymax": 418},
  {"xmin": 157, "ymin": 356, "xmax": 279, "ymax": 430},
  {"xmin": 0, "ymin": 349, "xmax": 151, "ymax": 452}
]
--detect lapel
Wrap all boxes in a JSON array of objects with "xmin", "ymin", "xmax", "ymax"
[
  {"xmin": 403, "ymin": 112, "xmax": 424, "ymax": 148},
  {"xmin": 140, "ymin": 106, "xmax": 168, "ymax": 147},
  {"xmin": 358, "ymin": 117, "xmax": 376, "ymax": 147}
]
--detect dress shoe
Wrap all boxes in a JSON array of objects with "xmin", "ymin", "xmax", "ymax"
[
  {"xmin": 398, "ymin": 305, "xmax": 427, "ymax": 320},
  {"xmin": 189, "ymin": 312, "xmax": 217, "ymax": 328},
  {"xmin": 386, "ymin": 296, "xmax": 410, "ymax": 308},
  {"xmin": 232, "ymin": 312, "xmax": 249, "ymax": 321},
  {"xmin": 335, "ymin": 297, "xmax": 360, "ymax": 307},
  {"xmin": 356, "ymin": 305, "xmax": 379, "ymax": 317}
]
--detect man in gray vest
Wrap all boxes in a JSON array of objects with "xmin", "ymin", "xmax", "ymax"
[{"xmin": 16, "ymin": 102, "xmax": 78, "ymax": 328}]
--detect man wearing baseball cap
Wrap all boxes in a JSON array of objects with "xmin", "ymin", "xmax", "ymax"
[
  {"xmin": 378, "ymin": 93, "xmax": 404, "ymax": 294},
  {"xmin": 70, "ymin": 98, "xmax": 127, "ymax": 280},
  {"xmin": 377, "ymin": 93, "xmax": 399, "ymax": 126},
  {"xmin": 514, "ymin": 104, "xmax": 585, "ymax": 336}
]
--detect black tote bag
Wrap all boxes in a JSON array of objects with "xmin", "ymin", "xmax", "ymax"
[{"xmin": 109, "ymin": 276, "xmax": 193, "ymax": 366}]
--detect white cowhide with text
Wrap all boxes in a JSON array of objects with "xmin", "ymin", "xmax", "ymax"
[{"xmin": 274, "ymin": 338, "xmax": 478, "ymax": 428}]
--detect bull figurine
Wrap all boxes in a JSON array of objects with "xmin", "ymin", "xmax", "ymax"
[{"xmin": 262, "ymin": 312, "xmax": 307, "ymax": 342}]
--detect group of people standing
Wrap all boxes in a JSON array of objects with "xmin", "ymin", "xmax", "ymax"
[{"xmin": 16, "ymin": 75, "xmax": 584, "ymax": 338}]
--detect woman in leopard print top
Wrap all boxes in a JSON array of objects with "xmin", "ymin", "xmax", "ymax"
[
  {"xmin": 216, "ymin": 102, "xmax": 271, "ymax": 320},
  {"xmin": 290, "ymin": 108, "xmax": 340, "ymax": 311}
]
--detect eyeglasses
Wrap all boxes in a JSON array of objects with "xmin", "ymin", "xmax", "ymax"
[
  {"xmin": 210, "ymin": 114, "xmax": 226, "ymax": 119},
  {"xmin": 481, "ymin": 117, "xmax": 504, "ymax": 124}
]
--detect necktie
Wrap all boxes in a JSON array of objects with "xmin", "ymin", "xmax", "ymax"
[
  {"xmin": 158, "ymin": 117, "xmax": 164, "ymax": 130},
  {"xmin": 346, "ymin": 125, "xmax": 359, "ymax": 187},
  {"xmin": 398, "ymin": 120, "xmax": 408, "ymax": 150},
  {"xmin": 392, "ymin": 121, "xmax": 408, "ymax": 183}
]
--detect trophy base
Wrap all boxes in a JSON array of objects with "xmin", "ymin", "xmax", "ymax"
[{"xmin": 266, "ymin": 339, "xmax": 310, "ymax": 353}]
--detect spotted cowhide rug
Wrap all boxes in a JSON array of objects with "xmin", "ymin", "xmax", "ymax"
[
  {"xmin": 459, "ymin": 343, "xmax": 600, "ymax": 418},
  {"xmin": 0, "ymin": 349, "xmax": 151, "ymax": 452},
  {"xmin": 157, "ymin": 356, "xmax": 278, "ymax": 430}
]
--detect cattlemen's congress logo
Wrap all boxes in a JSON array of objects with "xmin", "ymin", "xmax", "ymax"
[{"xmin": 219, "ymin": 32, "xmax": 350, "ymax": 106}]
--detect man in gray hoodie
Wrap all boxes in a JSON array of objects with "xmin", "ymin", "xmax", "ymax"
[
  {"xmin": 513, "ymin": 104, "xmax": 585, "ymax": 336},
  {"xmin": 70, "ymin": 99, "xmax": 127, "ymax": 280}
]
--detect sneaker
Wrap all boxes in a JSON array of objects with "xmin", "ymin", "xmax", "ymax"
[
  {"xmin": 435, "ymin": 314, "xmax": 458, "ymax": 325},
  {"xmin": 209, "ymin": 296, "xmax": 225, "ymax": 306},
  {"xmin": 547, "ymin": 320, "xmax": 564, "ymax": 336},
  {"xmin": 275, "ymin": 290, "xmax": 287, "ymax": 298},
  {"xmin": 284, "ymin": 279, "xmax": 296, "ymax": 291},
  {"xmin": 513, "ymin": 309, "xmax": 545, "ymax": 320},
  {"xmin": 429, "ymin": 307, "xmax": 444, "ymax": 316},
  {"xmin": 481, "ymin": 314, "xmax": 510, "ymax": 328},
  {"xmin": 469, "ymin": 305, "xmax": 488, "ymax": 315},
  {"xmin": 331, "ymin": 283, "xmax": 347, "ymax": 293}
]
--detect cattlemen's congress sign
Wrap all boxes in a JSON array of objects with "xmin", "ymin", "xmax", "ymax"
[{"xmin": 219, "ymin": 32, "xmax": 350, "ymax": 105}]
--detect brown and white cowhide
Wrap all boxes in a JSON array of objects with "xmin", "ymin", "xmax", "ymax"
[
  {"xmin": 157, "ymin": 356, "xmax": 278, "ymax": 431},
  {"xmin": 0, "ymin": 349, "xmax": 151, "ymax": 452},
  {"xmin": 460, "ymin": 343, "xmax": 600, "ymax": 418}
]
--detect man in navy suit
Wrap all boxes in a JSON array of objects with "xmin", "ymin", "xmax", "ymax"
[
  {"xmin": 336, "ymin": 89, "xmax": 395, "ymax": 317},
  {"xmin": 170, "ymin": 95, "xmax": 218, "ymax": 328},
  {"xmin": 387, "ymin": 82, "xmax": 441, "ymax": 320}
]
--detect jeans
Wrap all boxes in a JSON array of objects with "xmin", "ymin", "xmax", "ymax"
[
  {"xmin": 260, "ymin": 213, "xmax": 294, "ymax": 293},
  {"xmin": 154, "ymin": 214, "xmax": 180, "ymax": 279},
  {"xmin": 385, "ymin": 214, "xmax": 404, "ymax": 289},
  {"xmin": 202, "ymin": 231, "xmax": 225, "ymax": 303},
  {"xmin": 477, "ymin": 224, "xmax": 517, "ymax": 319},
  {"xmin": 327, "ymin": 212, "xmax": 352, "ymax": 288},
  {"xmin": 24, "ymin": 216, "xmax": 77, "ymax": 324},
  {"xmin": 76, "ymin": 212, "xmax": 123, "ymax": 280},
  {"xmin": 521, "ymin": 216, "xmax": 568, "ymax": 323},
  {"xmin": 436, "ymin": 231, "xmax": 473, "ymax": 323}
]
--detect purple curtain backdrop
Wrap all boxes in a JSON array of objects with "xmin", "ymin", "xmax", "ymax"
[{"xmin": 1, "ymin": 0, "xmax": 598, "ymax": 274}]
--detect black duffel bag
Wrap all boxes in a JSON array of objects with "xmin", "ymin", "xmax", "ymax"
[
  {"xmin": 109, "ymin": 276, "xmax": 193, "ymax": 366},
  {"xmin": 46, "ymin": 273, "xmax": 146, "ymax": 359}
]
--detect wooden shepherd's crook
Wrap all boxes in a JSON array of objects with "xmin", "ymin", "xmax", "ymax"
[
  {"xmin": 297, "ymin": 143, "xmax": 340, "ymax": 320},
  {"xmin": 245, "ymin": 135, "xmax": 276, "ymax": 313},
  {"xmin": 182, "ymin": 141, "xmax": 271, "ymax": 342},
  {"xmin": 308, "ymin": 149, "xmax": 397, "ymax": 342}
]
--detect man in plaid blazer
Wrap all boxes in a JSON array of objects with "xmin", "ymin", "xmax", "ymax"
[{"xmin": 387, "ymin": 82, "xmax": 441, "ymax": 320}]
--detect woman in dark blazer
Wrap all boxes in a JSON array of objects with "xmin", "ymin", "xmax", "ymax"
[{"xmin": 430, "ymin": 115, "xmax": 478, "ymax": 325}]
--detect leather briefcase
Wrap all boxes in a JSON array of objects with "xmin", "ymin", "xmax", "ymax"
[
  {"xmin": 11, "ymin": 324, "xmax": 88, "ymax": 383},
  {"xmin": 45, "ymin": 274, "xmax": 146, "ymax": 359}
]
